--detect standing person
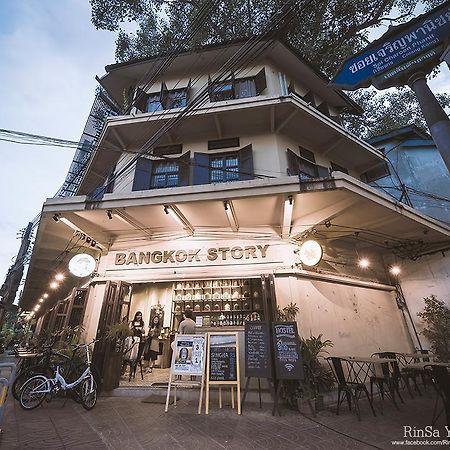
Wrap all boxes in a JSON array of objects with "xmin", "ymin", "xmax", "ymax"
[
  {"xmin": 178, "ymin": 309, "xmax": 196, "ymax": 334},
  {"xmin": 143, "ymin": 315, "xmax": 162, "ymax": 373},
  {"xmin": 130, "ymin": 311, "xmax": 145, "ymax": 360}
]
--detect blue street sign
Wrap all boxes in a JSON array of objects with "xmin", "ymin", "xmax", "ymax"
[{"xmin": 331, "ymin": 2, "xmax": 450, "ymax": 90}]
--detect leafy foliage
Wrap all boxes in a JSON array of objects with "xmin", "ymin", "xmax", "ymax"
[
  {"xmin": 344, "ymin": 87, "xmax": 450, "ymax": 139},
  {"xmin": 417, "ymin": 295, "xmax": 450, "ymax": 362},
  {"xmin": 277, "ymin": 302, "xmax": 299, "ymax": 321},
  {"xmin": 89, "ymin": 0, "xmax": 448, "ymax": 137}
]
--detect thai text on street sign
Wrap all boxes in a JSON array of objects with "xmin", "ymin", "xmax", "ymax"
[{"xmin": 331, "ymin": 2, "xmax": 450, "ymax": 90}]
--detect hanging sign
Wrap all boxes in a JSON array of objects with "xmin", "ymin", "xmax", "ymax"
[
  {"xmin": 331, "ymin": 3, "xmax": 450, "ymax": 90},
  {"xmin": 245, "ymin": 321, "xmax": 272, "ymax": 379},
  {"xmin": 272, "ymin": 322, "xmax": 304, "ymax": 380},
  {"xmin": 206, "ymin": 332, "xmax": 241, "ymax": 414}
]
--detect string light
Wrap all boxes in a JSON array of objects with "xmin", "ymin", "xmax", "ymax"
[
  {"xmin": 54, "ymin": 273, "xmax": 65, "ymax": 281},
  {"xmin": 390, "ymin": 265, "xmax": 401, "ymax": 276},
  {"xmin": 358, "ymin": 258, "xmax": 370, "ymax": 269},
  {"xmin": 43, "ymin": 293, "xmax": 49, "ymax": 298},
  {"xmin": 38, "ymin": 298, "xmax": 44, "ymax": 303},
  {"xmin": 49, "ymin": 281, "xmax": 59, "ymax": 290}
]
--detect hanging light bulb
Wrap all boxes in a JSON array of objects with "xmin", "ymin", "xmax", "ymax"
[
  {"xmin": 390, "ymin": 265, "xmax": 401, "ymax": 276},
  {"xmin": 358, "ymin": 258, "xmax": 370, "ymax": 269},
  {"xmin": 54, "ymin": 273, "xmax": 65, "ymax": 281},
  {"xmin": 49, "ymin": 281, "xmax": 59, "ymax": 290}
]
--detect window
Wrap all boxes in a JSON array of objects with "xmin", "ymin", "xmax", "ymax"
[
  {"xmin": 361, "ymin": 163, "xmax": 390, "ymax": 183},
  {"xmin": 135, "ymin": 82, "xmax": 190, "ymax": 113},
  {"xmin": 208, "ymin": 137, "xmax": 240, "ymax": 150},
  {"xmin": 154, "ymin": 144, "xmax": 183, "ymax": 156},
  {"xmin": 286, "ymin": 148, "xmax": 329, "ymax": 180},
  {"xmin": 331, "ymin": 162, "xmax": 349, "ymax": 174},
  {"xmin": 165, "ymin": 89, "xmax": 188, "ymax": 109},
  {"xmin": 210, "ymin": 81, "xmax": 235, "ymax": 102},
  {"xmin": 193, "ymin": 145, "xmax": 254, "ymax": 185},
  {"xmin": 146, "ymin": 93, "xmax": 163, "ymax": 112},
  {"xmin": 209, "ymin": 68, "xmax": 266, "ymax": 102},
  {"xmin": 151, "ymin": 160, "xmax": 180, "ymax": 188},
  {"xmin": 210, "ymin": 153, "xmax": 240, "ymax": 183},
  {"xmin": 132, "ymin": 152, "xmax": 190, "ymax": 191}
]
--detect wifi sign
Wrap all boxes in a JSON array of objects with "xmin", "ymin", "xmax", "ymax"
[{"xmin": 285, "ymin": 363, "xmax": 294, "ymax": 372}]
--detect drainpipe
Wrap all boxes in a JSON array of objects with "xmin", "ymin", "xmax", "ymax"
[
  {"xmin": 407, "ymin": 72, "xmax": 450, "ymax": 172},
  {"xmin": 395, "ymin": 283, "xmax": 423, "ymax": 351}
]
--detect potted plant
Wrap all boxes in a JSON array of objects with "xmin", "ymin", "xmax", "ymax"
[
  {"xmin": 417, "ymin": 295, "xmax": 450, "ymax": 361},
  {"xmin": 102, "ymin": 322, "xmax": 133, "ymax": 390},
  {"xmin": 299, "ymin": 334, "xmax": 334, "ymax": 412}
]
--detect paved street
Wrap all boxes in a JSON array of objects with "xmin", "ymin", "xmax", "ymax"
[{"xmin": 1, "ymin": 388, "xmax": 448, "ymax": 449}]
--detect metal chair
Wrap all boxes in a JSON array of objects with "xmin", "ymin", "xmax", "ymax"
[
  {"xmin": 121, "ymin": 337, "xmax": 144, "ymax": 381},
  {"xmin": 369, "ymin": 353, "xmax": 402, "ymax": 411},
  {"xmin": 326, "ymin": 357, "xmax": 376, "ymax": 420},
  {"xmin": 427, "ymin": 365, "xmax": 450, "ymax": 426}
]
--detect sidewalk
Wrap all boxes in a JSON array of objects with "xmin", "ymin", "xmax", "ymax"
[{"xmin": 1, "ymin": 388, "xmax": 448, "ymax": 449}]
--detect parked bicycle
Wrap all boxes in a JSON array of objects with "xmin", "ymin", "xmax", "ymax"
[
  {"xmin": 12, "ymin": 340, "xmax": 71, "ymax": 400},
  {"xmin": 19, "ymin": 339, "xmax": 98, "ymax": 411}
]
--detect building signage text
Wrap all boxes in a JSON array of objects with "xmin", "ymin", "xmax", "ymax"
[
  {"xmin": 114, "ymin": 244, "xmax": 270, "ymax": 266},
  {"xmin": 332, "ymin": 3, "xmax": 450, "ymax": 89}
]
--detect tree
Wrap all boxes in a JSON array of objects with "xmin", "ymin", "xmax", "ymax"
[
  {"xmin": 343, "ymin": 87, "xmax": 450, "ymax": 139},
  {"xmin": 417, "ymin": 295, "xmax": 450, "ymax": 362},
  {"xmin": 90, "ymin": 0, "xmax": 448, "ymax": 137}
]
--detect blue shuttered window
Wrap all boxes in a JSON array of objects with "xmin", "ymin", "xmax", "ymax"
[{"xmin": 132, "ymin": 157, "xmax": 153, "ymax": 191}]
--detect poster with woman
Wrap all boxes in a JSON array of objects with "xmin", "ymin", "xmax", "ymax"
[{"xmin": 173, "ymin": 335, "xmax": 205, "ymax": 376}]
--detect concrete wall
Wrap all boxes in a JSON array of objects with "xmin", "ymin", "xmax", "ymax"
[
  {"xmin": 274, "ymin": 275, "xmax": 412, "ymax": 356},
  {"xmin": 83, "ymin": 282, "xmax": 106, "ymax": 344},
  {"xmin": 371, "ymin": 141, "xmax": 450, "ymax": 224},
  {"xmin": 398, "ymin": 252, "xmax": 450, "ymax": 349}
]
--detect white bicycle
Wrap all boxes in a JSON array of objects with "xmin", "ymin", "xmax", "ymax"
[{"xmin": 19, "ymin": 339, "xmax": 98, "ymax": 411}]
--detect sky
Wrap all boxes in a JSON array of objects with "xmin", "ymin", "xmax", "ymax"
[{"xmin": 0, "ymin": 1, "xmax": 449, "ymax": 293}]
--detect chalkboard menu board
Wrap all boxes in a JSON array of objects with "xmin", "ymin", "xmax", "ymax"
[
  {"xmin": 272, "ymin": 322, "xmax": 304, "ymax": 380},
  {"xmin": 209, "ymin": 334, "xmax": 237, "ymax": 382},
  {"xmin": 245, "ymin": 321, "xmax": 272, "ymax": 378}
]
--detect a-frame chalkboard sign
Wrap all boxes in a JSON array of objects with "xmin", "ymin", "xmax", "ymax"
[{"xmin": 205, "ymin": 332, "xmax": 241, "ymax": 415}]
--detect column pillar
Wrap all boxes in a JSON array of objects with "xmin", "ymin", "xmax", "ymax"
[{"xmin": 408, "ymin": 72, "xmax": 450, "ymax": 171}]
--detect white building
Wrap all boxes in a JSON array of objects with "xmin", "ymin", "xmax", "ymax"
[{"xmin": 23, "ymin": 39, "xmax": 450, "ymax": 387}]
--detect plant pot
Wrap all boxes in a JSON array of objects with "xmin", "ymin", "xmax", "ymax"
[
  {"xmin": 297, "ymin": 397, "xmax": 316, "ymax": 416},
  {"xmin": 102, "ymin": 351, "xmax": 123, "ymax": 391}
]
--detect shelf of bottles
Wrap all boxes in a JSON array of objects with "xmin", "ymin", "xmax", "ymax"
[{"xmin": 171, "ymin": 278, "xmax": 264, "ymax": 329}]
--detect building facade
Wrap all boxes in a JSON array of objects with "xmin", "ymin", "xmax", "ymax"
[{"xmin": 23, "ymin": 40, "xmax": 450, "ymax": 387}]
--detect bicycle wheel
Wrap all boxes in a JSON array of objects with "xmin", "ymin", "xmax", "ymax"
[
  {"xmin": 19, "ymin": 375, "xmax": 49, "ymax": 410},
  {"xmin": 12, "ymin": 365, "xmax": 52, "ymax": 400},
  {"xmin": 78, "ymin": 376, "xmax": 97, "ymax": 410}
]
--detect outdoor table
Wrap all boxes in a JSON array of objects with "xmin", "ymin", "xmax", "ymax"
[
  {"xmin": 399, "ymin": 353, "xmax": 436, "ymax": 365},
  {"xmin": 404, "ymin": 362, "xmax": 450, "ymax": 371},
  {"xmin": 332, "ymin": 356, "xmax": 397, "ymax": 384}
]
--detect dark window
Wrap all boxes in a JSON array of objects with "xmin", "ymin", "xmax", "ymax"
[
  {"xmin": 361, "ymin": 163, "xmax": 390, "ymax": 183},
  {"xmin": 165, "ymin": 89, "xmax": 188, "ymax": 109},
  {"xmin": 210, "ymin": 153, "xmax": 240, "ymax": 183},
  {"xmin": 210, "ymin": 81, "xmax": 234, "ymax": 102},
  {"xmin": 208, "ymin": 137, "xmax": 240, "ymax": 150},
  {"xmin": 299, "ymin": 147, "xmax": 316, "ymax": 163},
  {"xmin": 132, "ymin": 153, "xmax": 190, "ymax": 191},
  {"xmin": 287, "ymin": 149, "xmax": 329, "ymax": 180},
  {"xmin": 331, "ymin": 162, "xmax": 349, "ymax": 174},
  {"xmin": 193, "ymin": 145, "xmax": 253, "ymax": 185},
  {"xmin": 151, "ymin": 159, "xmax": 180, "ymax": 188},
  {"xmin": 209, "ymin": 68, "xmax": 266, "ymax": 102},
  {"xmin": 234, "ymin": 78, "xmax": 257, "ymax": 99},
  {"xmin": 146, "ymin": 92, "xmax": 163, "ymax": 112},
  {"xmin": 154, "ymin": 144, "xmax": 183, "ymax": 156}
]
